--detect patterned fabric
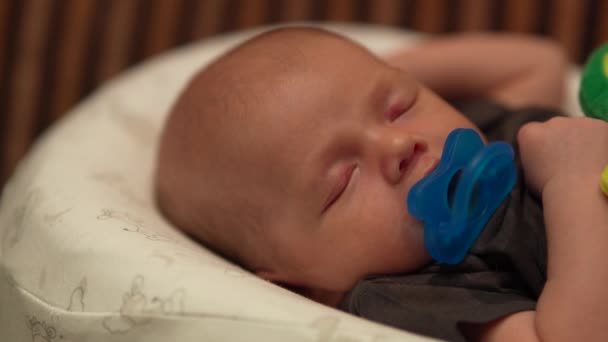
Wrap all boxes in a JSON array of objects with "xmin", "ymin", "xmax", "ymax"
[{"xmin": 1, "ymin": 0, "xmax": 607, "ymax": 188}]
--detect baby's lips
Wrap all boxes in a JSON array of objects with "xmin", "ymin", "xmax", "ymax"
[
  {"xmin": 404, "ymin": 155, "xmax": 438, "ymax": 196},
  {"xmin": 423, "ymin": 158, "xmax": 439, "ymax": 177}
]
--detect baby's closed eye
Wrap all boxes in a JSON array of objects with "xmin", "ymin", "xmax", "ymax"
[{"xmin": 323, "ymin": 164, "xmax": 357, "ymax": 212}]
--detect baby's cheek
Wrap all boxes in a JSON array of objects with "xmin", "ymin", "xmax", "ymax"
[
  {"xmin": 348, "ymin": 179, "xmax": 411, "ymax": 236},
  {"xmin": 356, "ymin": 200, "xmax": 399, "ymax": 228}
]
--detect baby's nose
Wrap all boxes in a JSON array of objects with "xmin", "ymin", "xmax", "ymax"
[{"xmin": 377, "ymin": 132, "xmax": 427, "ymax": 184}]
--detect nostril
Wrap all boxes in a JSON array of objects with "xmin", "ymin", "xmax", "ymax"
[
  {"xmin": 414, "ymin": 142, "xmax": 427, "ymax": 154},
  {"xmin": 399, "ymin": 143, "xmax": 426, "ymax": 174},
  {"xmin": 399, "ymin": 159, "xmax": 407, "ymax": 173}
]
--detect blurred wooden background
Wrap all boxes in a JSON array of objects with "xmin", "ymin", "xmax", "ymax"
[{"xmin": 1, "ymin": 0, "xmax": 607, "ymax": 188}]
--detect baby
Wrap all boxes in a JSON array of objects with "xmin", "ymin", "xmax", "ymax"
[{"xmin": 155, "ymin": 27, "xmax": 608, "ymax": 341}]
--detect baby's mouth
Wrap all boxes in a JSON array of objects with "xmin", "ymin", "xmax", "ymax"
[
  {"xmin": 402, "ymin": 154, "xmax": 438, "ymax": 197},
  {"xmin": 409, "ymin": 153, "xmax": 438, "ymax": 179},
  {"xmin": 423, "ymin": 158, "xmax": 439, "ymax": 177}
]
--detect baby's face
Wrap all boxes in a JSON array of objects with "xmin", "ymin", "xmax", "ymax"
[{"xmin": 238, "ymin": 35, "xmax": 480, "ymax": 292}]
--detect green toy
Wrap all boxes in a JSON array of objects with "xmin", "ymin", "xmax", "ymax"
[
  {"xmin": 580, "ymin": 43, "xmax": 608, "ymax": 121},
  {"xmin": 579, "ymin": 43, "xmax": 608, "ymax": 196}
]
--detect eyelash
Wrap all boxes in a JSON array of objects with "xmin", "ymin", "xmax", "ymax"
[
  {"xmin": 385, "ymin": 85, "xmax": 419, "ymax": 122},
  {"xmin": 325, "ymin": 165, "xmax": 356, "ymax": 210},
  {"xmin": 385, "ymin": 106, "xmax": 406, "ymax": 122}
]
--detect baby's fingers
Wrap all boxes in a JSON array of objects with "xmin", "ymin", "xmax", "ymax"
[{"xmin": 517, "ymin": 121, "xmax": 554, "ymax": 194}]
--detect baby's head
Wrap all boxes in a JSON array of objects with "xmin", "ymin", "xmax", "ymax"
[{"xmin": 156, "ymin": 27, "xmax": 478, "ymax": 303}]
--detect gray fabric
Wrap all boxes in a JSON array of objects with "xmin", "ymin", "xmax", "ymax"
[{"xmin": 339, "ymin": 100, "xmax": 561, "ymax": 342}]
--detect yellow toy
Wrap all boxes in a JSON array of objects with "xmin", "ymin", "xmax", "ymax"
[{"xmin": 601, "ymin": 166, "xmax": 608, "ymax": 196}]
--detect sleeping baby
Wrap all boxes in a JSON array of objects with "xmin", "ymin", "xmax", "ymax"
[{"xmin": 155, "ymin": 27, "xmax": 608, "ymax": 342}]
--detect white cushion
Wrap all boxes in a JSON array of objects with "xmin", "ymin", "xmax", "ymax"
[{"xmin": 0, "ymin": 23, "xmax": 580, "ymax": 342}]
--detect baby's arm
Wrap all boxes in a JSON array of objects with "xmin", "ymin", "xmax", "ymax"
[
  {"xmin": 467, "ymin": 117, "xmax": 608, "ymax": 342},
  {"xmin": 383, "ymin": 33, "xmax": 567, "ymax": 108}
]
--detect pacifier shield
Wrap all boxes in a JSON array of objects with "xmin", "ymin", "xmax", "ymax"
[{"xmin": 407, "ymin": 128, "xmax": 516, "ymax": 264}]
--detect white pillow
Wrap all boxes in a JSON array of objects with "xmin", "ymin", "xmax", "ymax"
[{"xmin": 0, "ymin": 23, "xmax": 580, "ymax": 342}]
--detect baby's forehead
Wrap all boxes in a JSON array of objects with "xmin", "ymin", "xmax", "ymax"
[
  {"xmin": 231, "ymin": 29, "xmax": 376, "ymax": 70},
  {"xmin": 194, "ymin": 28, "xmax": 385, "ymax": 172},
  {"xmin": 211, "ymin": 32, "xmax": 384, "ymax": 142}
]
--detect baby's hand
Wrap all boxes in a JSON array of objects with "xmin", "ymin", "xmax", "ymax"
[{"xmin": 517, "ymin": 116, "xmax": 608, "ymax": 196}]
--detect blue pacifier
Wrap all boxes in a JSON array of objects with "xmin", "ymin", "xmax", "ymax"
[{"xmin": 407, "ymin": 128, "xmax": 517, "ymax": 264}]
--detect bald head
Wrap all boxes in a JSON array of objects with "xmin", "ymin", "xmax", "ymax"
[{"xmin": 155, "ymin": 27, "xmax": 376, "ymax": 268}]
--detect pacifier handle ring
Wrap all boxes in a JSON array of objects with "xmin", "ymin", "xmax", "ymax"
[{"xmin": 452, "ymin": 142, "xmax": 515, "ymax": 232}]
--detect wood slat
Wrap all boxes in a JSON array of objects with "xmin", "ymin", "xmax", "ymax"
[
  {"xmin": 50, "ymin": 0, "xmax": 97, "ymax": 121},
  {"xmin": 0, "ymin": 0, "xmax": 10, "ymax": 90},
  {"xmin": 175, "ymin": 0, "xmax": 198, "ymax": 44},
  {"xmin": 0, "ymin": 0, "xmax": 21, "ymax": 187},
  {"xmin": 502, "ymin": 0, "xmax": 540, "ymax": 33},
  {"xmin": 369, "ymin": 0, "xmax": 403, "ymax": 26},
  {"xmin": 3, "ymin": 0, "xmax": 53, "ymax": 181},
  {"xmin": 237, "ymin": 0, "xmax": 271, "ymax": 28},
  {"xmin": 34, "ymin": 0, "xmax": 65, "ymax": 135},
  {"xmin": 596, "ymin": 0, "xmax": 608, "ymax": 47},
  {"xmin": 412, "ymin": 0, "xmax": 447, "ymax": 33},
  {"xmin": 280, "ymin": 0, "xmax": 313, "ymax": 21},
  {"xmin": 96, "ymin": 0, "xmax": 139, "ymax": 83},
  {"xmin": 458, "ymin": 0, "xmax": 491, "ymax": 31},
  {"xmin": 192, "ymin": 0, "xmax": 227, "ymax": 39},
  {"xmin": 144, "ymin": 0, "xmax": 182, "ymax": 57},
  {"xmin": 326, "ymin": 0, "xmax": 357, "ymax": 21},
  {"xmin": 549, "ymin": 0, "xmax": 588, "ymax": 62}
]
